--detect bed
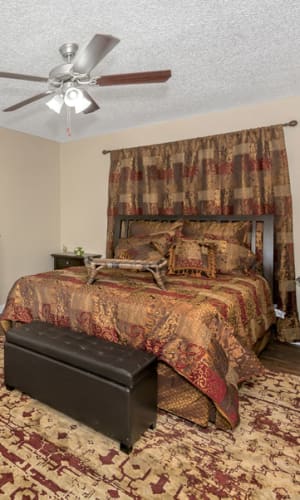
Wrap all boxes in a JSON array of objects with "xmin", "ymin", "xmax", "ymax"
[{"xmin": 0, "ymin": 215, "xmax": 276, "ymax": 430}]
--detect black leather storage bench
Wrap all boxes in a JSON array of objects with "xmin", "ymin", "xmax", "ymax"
[{"xmin": 4, "ymin": 322, "xmax": 157, "ymax": 453}]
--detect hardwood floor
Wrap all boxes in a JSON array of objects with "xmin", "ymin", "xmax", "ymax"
[{"xmin": 259, "ymin": 340, "xmax": 300, "ymax": 376}]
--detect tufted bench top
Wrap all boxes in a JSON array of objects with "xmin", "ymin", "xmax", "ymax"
[{"xmin": 6, "ymin": 322, "xmax": 157, "ymax": 388}]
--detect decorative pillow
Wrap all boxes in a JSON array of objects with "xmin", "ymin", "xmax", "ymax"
[
  {"xmin": 150, "ymin": 233, "xmax": 174, "ymax": 256},
  {"xmin": 203, "ymin": 239, "xmax": 257, "ymax": 274},
  {"xmin": 182, "ymin": 221, "xmax": 251, "ymax": 247},
  {"xmin": 114, "ymin": 231, "xmax": 176, "ymax": 260},
  {"xmin": 115, "ymin": 242, "xmax": 162, "ymax": 261},
  {"xmin": 129, "ymin": 219, "xmax": 183, "ymax": 237},
  {"xmin": 168, "ymin": 239, "xmax": 216, "ymax": 278}
]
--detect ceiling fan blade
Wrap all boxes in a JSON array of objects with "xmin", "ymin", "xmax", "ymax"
[
  {"xmin": 3, "ymin": 91, "xmax": 53, "ymax": 112},
  {"xmin": 72, "ymin": 34, "xmax": 120, "ymax": 75},
  {"xmin": 81, "ymin": 90, "xmax": 100, "ymax": 114},
  {"xmin": 96, "ymin": 70, "xmax": 172, "ymax": 86},
  {"xmin": 0, "ymin": 71, "xmax": 48, "ymax": 82}
]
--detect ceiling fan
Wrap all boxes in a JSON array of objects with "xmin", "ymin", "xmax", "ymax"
[{"xmin": 0, "ymin": 33, "xmax": 171, "ymax": 115}]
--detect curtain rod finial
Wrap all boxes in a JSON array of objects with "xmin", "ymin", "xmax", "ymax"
[{"xmin": 283, "ymin": 119, "xmax": 298, "ymax": 127}]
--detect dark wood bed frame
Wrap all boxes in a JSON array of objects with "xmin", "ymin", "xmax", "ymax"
[{"xmin": 113, "ymin": 214, "xmax": 274, "ymax": 297}]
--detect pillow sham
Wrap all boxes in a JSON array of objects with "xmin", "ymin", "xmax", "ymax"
[
  {"xmin": 168, "ymin": 238, "xmax": 216, "ymax": 278},
  {"xmin": 129, "ymin": 219, "xmax": 183, "ymax": 237},
  {"xmin": 203, "ymin": 238, "xmax": 257, "ymax": 274},
  {"xmin": 115, "ymin": 242, "xmax": 162, "ymax": 261},
  {"xmin": 182, "ymin": 220, "xmax": 251, "ymax": 247},
  {"xmin": 114, "ymin": 232, "xmax": 174, "ymax": 261},
  {"xmin": 150, "ymin": 233, "xmax": 174, "ymax": 256}
]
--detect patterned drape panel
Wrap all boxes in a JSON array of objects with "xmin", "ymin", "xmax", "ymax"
[{"xmin": 106, "ymin": 125, "xmax": 300, "ymax": 342}]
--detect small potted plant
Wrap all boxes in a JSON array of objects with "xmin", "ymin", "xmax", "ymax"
[{"xmin": 74, "ymin": 246, "xmax": 84, "ymax": 256}]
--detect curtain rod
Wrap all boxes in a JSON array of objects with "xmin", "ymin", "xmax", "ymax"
[{"xmin": 101, "ymin": 119, "xmax": 298, "ymax": 155}]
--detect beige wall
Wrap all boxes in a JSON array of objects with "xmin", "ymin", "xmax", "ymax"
[
  {"xmin": 60, "ymin": 95, "xmax": 300, "ymax": 312},
  {"xmin": 0, "ymin": 128, "xmax": 60, "ymax": 305},
  {"xmin": 59, "ymin": 138, "xmax": 109, "ymax": 256}
]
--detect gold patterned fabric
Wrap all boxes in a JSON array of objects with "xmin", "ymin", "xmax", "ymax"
[
  {"xmin": 114, "ymin": 232, "xmax": 175, "ymax": 260},
  {"xmin": 157, "ymin": 362, "xmax": 215, "ymax": 428},
  {"xmin": 203, "ymin": 239, "xmax": 257, "ymax": 274},
  {"xmin": 129, "ymin": 219, "xmax": 183, "ymax": 237},
  {"xmin": 106, "ymin": 126, "xmax": 299, "ymax": 341},
  {"xmin": 114, "ymin": 239, "xmax": 163, "ymax": 261},
  {"xmin": 0, "ymin": 267, "xmax": 275, "ymax": 428},
  {"xmin": 182, "ymin": 220, "xmax": 251, "ymax": 246}
]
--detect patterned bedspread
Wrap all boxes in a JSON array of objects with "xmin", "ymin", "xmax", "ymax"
[{"xmin": 0, "ymin": 267, "xmax": 275, "ymax": 428}]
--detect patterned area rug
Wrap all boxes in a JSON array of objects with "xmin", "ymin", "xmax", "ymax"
[{"xmin": 0, "ymin": 338, "xmax": 299, "ymax": 499}]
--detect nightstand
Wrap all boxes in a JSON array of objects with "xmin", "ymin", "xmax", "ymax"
[{"xmin": 51, "ymin": 253, "xmax": 101, "ymax": 270}]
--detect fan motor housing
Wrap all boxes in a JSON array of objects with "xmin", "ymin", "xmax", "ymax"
[{"xmin": 49, "ymin": 63, "xmax": 74, "ymax": 83}]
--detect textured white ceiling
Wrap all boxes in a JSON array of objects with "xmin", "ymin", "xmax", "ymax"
[{"xmin": 0, "ymin": 0, "xmax": 299, "ymax": 142}]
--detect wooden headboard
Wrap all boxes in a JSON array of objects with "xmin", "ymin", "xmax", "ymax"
[{"xmin": 113, "ymin": 214, "xmax": 274, "ymax": 295}]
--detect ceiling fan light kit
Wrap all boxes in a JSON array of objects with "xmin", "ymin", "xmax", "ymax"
[
  {"xmin": 46, "ymin": 84, "xmax": 93, "ymax": 115},
  {"xmin": 0, "ymin": 33, "xmax": 172, "ymax": 125}
]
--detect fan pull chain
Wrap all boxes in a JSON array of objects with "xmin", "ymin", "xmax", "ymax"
[{"xmin": 66, "ymin": 106, "xmax": 72, "ymax": 136}]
